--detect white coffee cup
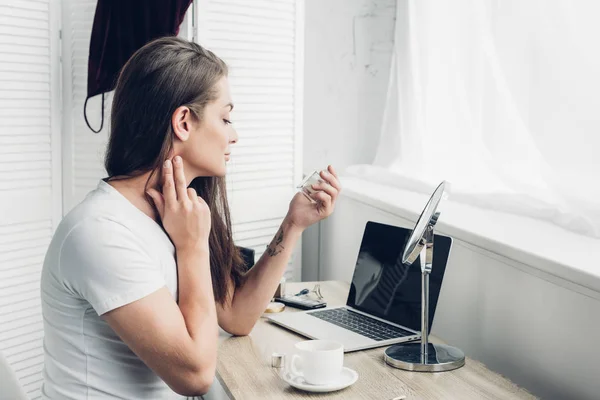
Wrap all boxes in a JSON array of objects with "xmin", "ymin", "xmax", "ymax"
[{"xmin": 290, "ymin": 340, "xmax": 344, "ymax": 385}]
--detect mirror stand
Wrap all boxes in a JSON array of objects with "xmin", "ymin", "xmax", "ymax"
[{"xmin": 384, "ymin": 211, "xmax": 465, "ymax": 372}]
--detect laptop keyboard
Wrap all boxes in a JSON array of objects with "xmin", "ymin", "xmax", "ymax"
[{"xmin": 309, "ymin": 308, "xmax": 414, "ymax": 341}]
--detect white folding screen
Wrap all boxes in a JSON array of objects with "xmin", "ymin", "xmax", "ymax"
[
  {"xmin": 61, "ymin": 0, "xmax": 109, "ymax": 213},
  {"xmin": 195, "ymin": 0, "xmax": 304, "ymax": 279},
  {"xmin": 0, "ymin": 0, "xmax": 61, "ymax": 398}
]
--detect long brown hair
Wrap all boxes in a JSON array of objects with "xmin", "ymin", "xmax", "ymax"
[{"xmin": 104, "ymin": 36, "xmax": 245, "ymax": 304}]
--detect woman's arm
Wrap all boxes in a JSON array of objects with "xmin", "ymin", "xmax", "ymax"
[
  {"xmin": 103, "ymin": 246, "xmax": 217, "ymax": 396},
  {"xmin": 216, "ymin": 218, "xmax": 302, "ymax": 335},
  {"xmin": 217, "ymin": 166, "xmax": 342, "ymax": 335},
  {"xmin": 104, "ymin": 157, "xmax": 217, "ymax": 396}
]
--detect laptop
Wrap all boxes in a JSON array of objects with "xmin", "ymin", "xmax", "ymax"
[{"xmin": 268, "ymin": 221, "xmax": 452, "ymax": 352}]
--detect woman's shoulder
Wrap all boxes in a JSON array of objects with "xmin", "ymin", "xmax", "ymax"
[
  {"xmin": 51, "ymin": 209, "xmax": 136, "ymax": 260},
  {"xmin": 61, "ymin": 189, "xmax": 130, "ymax": 230},
  {"xmin": 49, "ymin": 181, "xmax": 167, "ymax": 260},
  {"xmin": 43, "ymin": 192, "xmax": 143, "ymax": 285},
  {"xmin": 51, "ymin": 183, "xmax": 146, "ymax": 249}
]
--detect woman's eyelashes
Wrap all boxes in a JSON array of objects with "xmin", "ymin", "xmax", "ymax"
[{"xmin": 223, "ymin": 118, "xmax": 232, "ymax": 125}]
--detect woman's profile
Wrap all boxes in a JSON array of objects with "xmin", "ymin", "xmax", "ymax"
[{"xmin": 40, "ymin": 36, "xmax": 341, "ymax": 399}]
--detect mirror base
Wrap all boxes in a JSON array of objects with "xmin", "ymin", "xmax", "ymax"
[{"xmin": 384, "ymin": 342, "xmax": 465, "ymax": 372}]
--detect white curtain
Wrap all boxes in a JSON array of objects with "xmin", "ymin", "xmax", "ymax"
[{"xmin": 347, "ymin": 0, "xmax": 600, "ymax": 237}]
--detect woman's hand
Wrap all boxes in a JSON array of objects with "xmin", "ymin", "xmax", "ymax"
[
  {"xmin": 286, "ymin": 165, "xmax": 342, "ymax": 230},
  {"xmin": 147, "ymin": 156, "xmax": 211, "ymax": 252}
]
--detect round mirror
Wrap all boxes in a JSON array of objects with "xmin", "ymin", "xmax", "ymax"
[{"xmin": 401, "ymin": 181, "xmax": 448, "ymax": 265}]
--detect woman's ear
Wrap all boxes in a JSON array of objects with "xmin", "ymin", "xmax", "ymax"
[{"xmin": 171, "ymin": 106, "xmax": 192, "ymax": 142}]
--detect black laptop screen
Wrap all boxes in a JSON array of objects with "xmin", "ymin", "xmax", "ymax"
[{"xmin": 346, "ymin": 221, "xmax": 452, "ymax": 333}]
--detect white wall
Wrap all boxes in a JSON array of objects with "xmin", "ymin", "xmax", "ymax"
[
  {"xmin": 303, "ymin": 0, "xmax": 395, "ymax": 173},
  {"xmin": 302, "ymin": 0, "xmax": 396, "ymax": 280}
]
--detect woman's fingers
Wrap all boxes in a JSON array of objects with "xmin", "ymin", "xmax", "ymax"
[
  {"xmin": 320, "ymin": 166, "xmax": 342, "ymax": 192},
  {"xmin": 312, "ymin": 165, "xmax": 341, "ymax": 205},
  {"xmin": 313, "ymin": 191, "xmax": 332, "ymax": 211},
  {"xmin": 328, "ymin": 165, "xmax": 341, "ymax": 189},
  {"xmin": 162, "ymin": 159, "xmax": 177, "ymax": 206},
  {"xmin": 187, "ymin": 187, "xmax": 198, "ymax": 203},
  {"xmin": 328, "ymin": 164, "xmax": 338, "ymax": 177},
  {"xmin": 312, "ymin": 182, "xmax": 338, "ymax": 202},
  {"xmin": 172, "ymin": 156, "xmax": 188, "ymax": 202}
]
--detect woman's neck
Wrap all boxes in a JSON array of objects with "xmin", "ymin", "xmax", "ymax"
[{"xmin": 106, "ymin": 172, "xmax": 160, "ymax": 223}]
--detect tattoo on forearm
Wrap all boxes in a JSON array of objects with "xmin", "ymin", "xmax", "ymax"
[{"xmin": 266, "ymin": 227, "xmax": 285, "ymax": 257}]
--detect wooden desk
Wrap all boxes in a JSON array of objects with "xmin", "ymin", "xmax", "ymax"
[{"xmin": 216, "ymin": 281, "xmax": 535, "ymax": 400}]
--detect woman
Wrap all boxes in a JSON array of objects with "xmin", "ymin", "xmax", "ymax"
[{"xmin": 40, "ymin": 37, "xmax": 341, "ymax": 399}]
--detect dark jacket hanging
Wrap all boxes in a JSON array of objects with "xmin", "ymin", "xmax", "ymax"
[{"xmin": 85, "ymin": 0, "xmax": 193, "ymax": 133}]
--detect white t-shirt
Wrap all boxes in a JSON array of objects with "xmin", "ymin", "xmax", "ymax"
[{"xmin": 40, "ymin": 180, "xmax": 187, "ymax": 399}]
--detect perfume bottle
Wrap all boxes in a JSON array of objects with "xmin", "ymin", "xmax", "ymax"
[{"xmin": 297, "ymin": 170, "xmax": 324, "ymax": 202}]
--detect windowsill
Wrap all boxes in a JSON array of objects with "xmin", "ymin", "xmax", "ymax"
[{"xmin": 340, "ymin": 176, "xmax": 600, "ymax": 298}]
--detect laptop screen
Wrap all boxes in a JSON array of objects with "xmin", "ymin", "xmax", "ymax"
[{"xmin": 346, "ymin": 221, "xmax": 452, "ymax": 333}]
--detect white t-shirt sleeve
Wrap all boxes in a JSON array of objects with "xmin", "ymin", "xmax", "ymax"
[{"xmin": 59, "ymin": 217, "xmax": 166, "ymax": 316}]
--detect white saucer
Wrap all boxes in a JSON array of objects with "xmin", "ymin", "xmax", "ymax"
[{"xmin": 281, "ymin": 367, "xmax": 358, "ymax": 393}]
